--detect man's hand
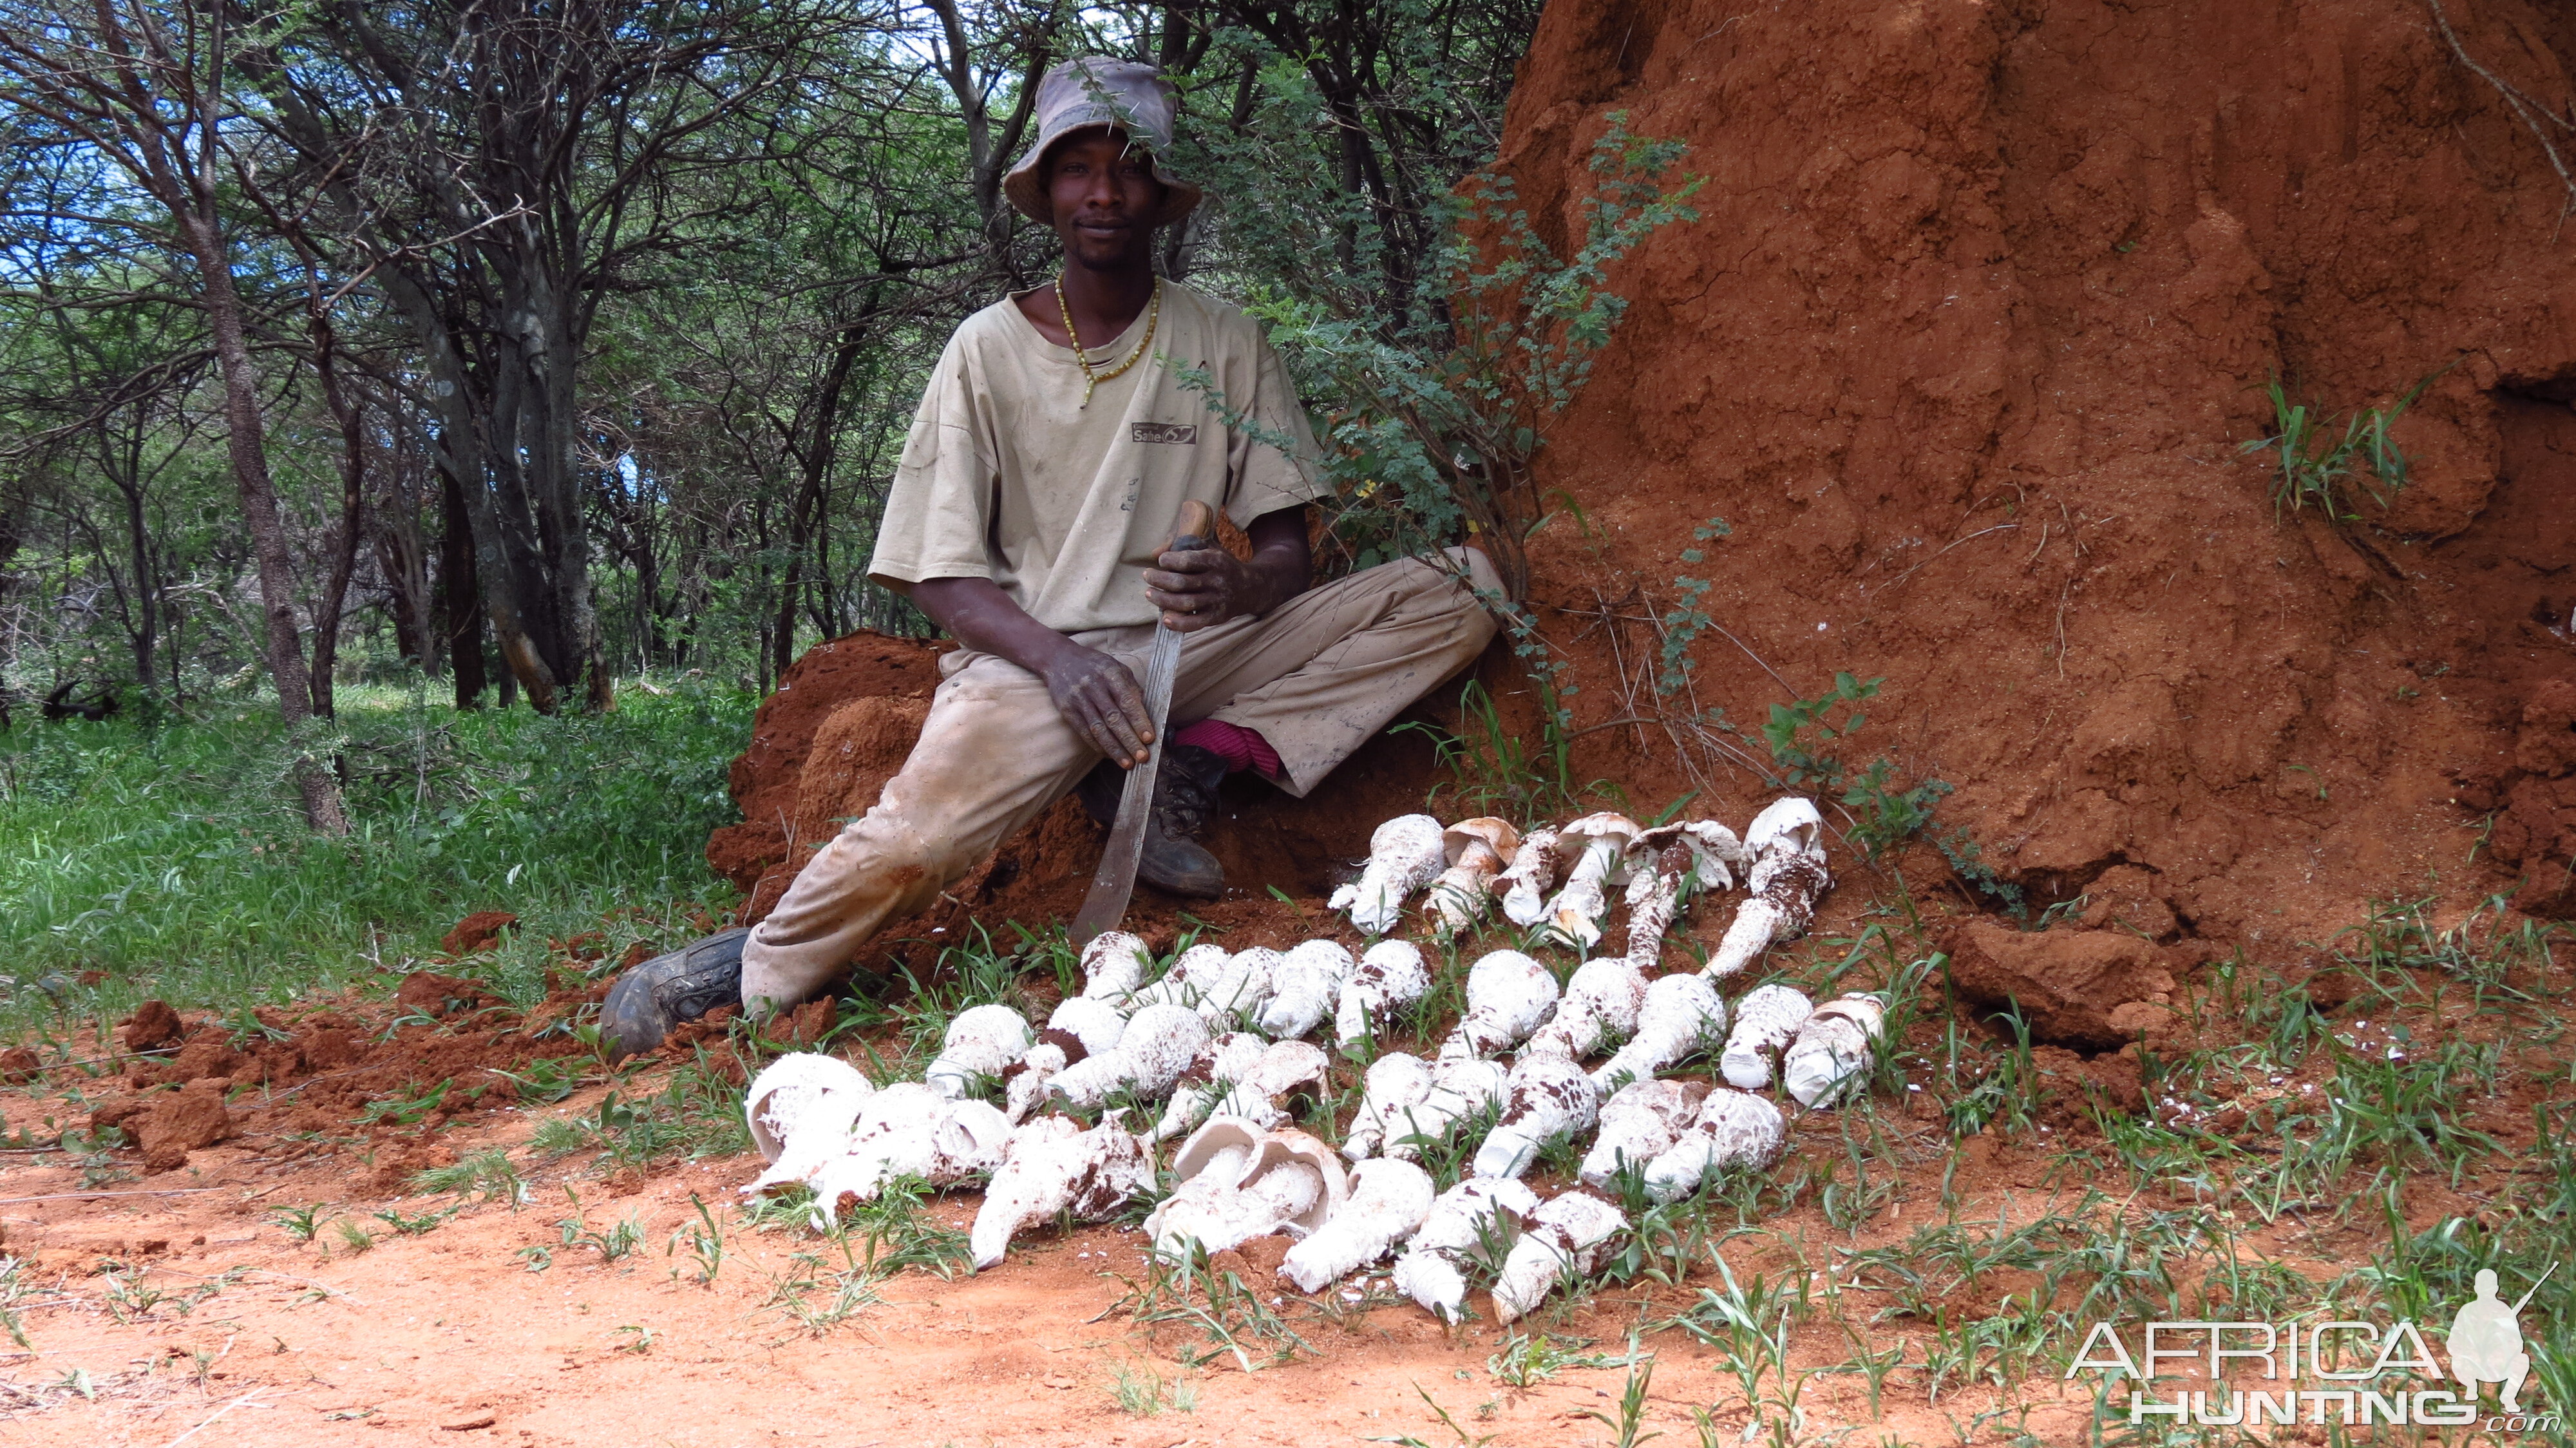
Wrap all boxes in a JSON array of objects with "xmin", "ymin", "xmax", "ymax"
[
  {"xmin": 1143, "ymin": 544, "xmax": 1256, "ymax": 632},
  {"xmin": 911, "ymin": 575, "xmax": 1160, "ymax": 767},
  {"xmin": 1041, "ymin": 641, "xmax": 1156, "ymax": 766},
  {"xmin": 1142, "ymin": 505, "xmax": 1314, "ymax": 633}
]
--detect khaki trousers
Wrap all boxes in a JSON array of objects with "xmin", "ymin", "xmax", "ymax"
[{"xmin": 739, "ymin": 549, "xmax": 1502, "ymax": 1012}]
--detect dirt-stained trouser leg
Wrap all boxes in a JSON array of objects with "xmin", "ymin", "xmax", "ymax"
[
  {"xmin": 739, "ymin": 656, "xmax": 1096, "ymax": 1015},
  {"xmin": 739, "ymin": 547, "xmax": 1501, "ymax": 1015}
]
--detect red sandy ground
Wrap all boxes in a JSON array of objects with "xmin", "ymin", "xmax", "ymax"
[{"xmin": 4, "ymin": 910, "xmax": 2550, "ymax": 1448}]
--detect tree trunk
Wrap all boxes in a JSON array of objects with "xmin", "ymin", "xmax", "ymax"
[
  {"xmin": 118, "ymin": 457, "xmax": 157, "ymax": 688},
  {"xmin": 440, "ymin": 463, "xmax": 488, "ymax": 709},
  {"xmin": 305, "ymin": 321, "xmax": 367, "ymax": 719},
  {"xmin": 176, "ymin": 206, "xmax": 348, "ymax": 834},
  {"xmin": 374, "ymin": 459, "xmax": 436, "ymax": 673}
]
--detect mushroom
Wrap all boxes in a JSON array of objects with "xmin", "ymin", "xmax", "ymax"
[
  {"xmin": 1342, "ymin": 1051, "xmax": 1435, "ymax": 1161},
  {"xmin": 1154, "ymin": 1035, "xmax": 1331, "ymax": 1141},
  {"xmin": 924, "ymin": 1004, "xmax": 1033, "ymax": 1100},
  {"xmin": 1436, "ymin": 949, "xmax": 1560, "ymax": 1060},
  {"xmin": 1002, "ymin": 997, "xmax": 1130, "ymax": 1123},
  {"xmin": 1201, "ymin": 946, "xmax": 1281, "ymax": 1024},
  {"xmin": 1540, "ymin": 812, "xmax": 1645, "ymax": 949},
  {"xmin": 1622, "ymin": 821, "xmax": 1747, "ymax": 970},
  {"xmin": 1470, "ymin": 1053, "xmax": 1604, "ymax": 1180},
  {"xmin": 1279, "ymin": 1156, "xmax": 1437, "ymax": 1293},
  {"xmin": 1258, "ymin": 939, "xmax": 1355, "ymax": 1040},
  {"xmin": 1329, "ymin": 814, "xmax": 1448, "ymax": 936},
  {"xmin": 1591, "ymin": 973, "xmax": 1728, "ymax": 1092},
  {"xmin": 1144, "ymin": 1119, "xmax": 1347, "ymax": 1259},
  {"xmin": 1719, "ymin": 983, "xmax": 1814, "ymax": 1090},
  {"xmin": 1212, "ymin": 1039, "xmax": 1332, "ymax": 1130},
  {"xmin": 1382, "ymin": 1056, "xmax": 1508, "ymax": 1163},
  {"xmin": 1494, "ymin": 827, "xmax": 1564, "ymax": 928},
  {"xmin": 808, "ymin": 1094, "xmax": 1014, "ymax": 1226},
  {"xmin": 1046, "ymin": 1002, "xmax": 1209, "ymax": 1109},
  {"xmin": 750, "ymin": 1078, "xmax": 945, "ymax": 1194},
  {"xmin": 1708, "ymin": 797, "xmax": 1832, "ymax": 979},
  {"xmin": 968, "ymin": 1109, "xmax": 1153, "ymax": 1271},
  {"xmin": 1424, "ymin": 818, "xmax": 1523, "ymax": 939},
  {"xmin": 1130, "ymin": 942, "xmax": 1232, "ymax": 1011},
  {"xmin": 743, "ymin": 1053, "xmax": 874, "ymax": 1175},
  {"xmin": 1137, "ymin": 945, "xmax": 1274, "ymax": 1024},
  {"xmin": 1334, "ymin": 939, "xmax": 1430, "ymax": 1052},
  {"xmin": 1003, "ymin": 1030, "xmax": 1080, "ymax": 1125},
  {"xmin": 1390, "ymin": 1176, "xmax": 1540, "ymax": 1322},
  {"xmin": 1781, "ymin": 993, "xmax": 1886, "ymax": 1108},
  {"xmin": 1641, "ymin": 1089, "xmax": 1786, "ymax": 1202},
  {"xmin": 1524, "ymin": 956, "xmax": 1649, "ymax": 1062},
  {"xmin": 1152, "ymin": 1031, "xmax": 1271, "ymax": 1143},
  {"xmin": 1081, "ymin": 931, "xmax": 1152, "ymax": 1001},
  {"xmin": 1047, "ymin": 995, "xmax": 1129, "ymax": 1056},
  {"xmin": 1578, "ymin": 1078, "xmax": 1709, "ymax": 1190},
  {"xmin": 1490, "ymin": 1190, "xmax": 1629, "ymax": 1324}
]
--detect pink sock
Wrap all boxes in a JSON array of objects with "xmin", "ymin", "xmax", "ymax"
[{"xmin": 1172, "ymin": 718, "xmax": 1282, "ymax": 779}]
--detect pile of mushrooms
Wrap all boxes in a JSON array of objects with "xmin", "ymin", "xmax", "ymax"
[{"xmin": 727, "ymin": 792, "xmax": 1890, "ymax": 1328}]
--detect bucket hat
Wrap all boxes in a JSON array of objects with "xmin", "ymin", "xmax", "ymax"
[{"xmin": 1002, "ymin": 58, "xmax": 1202, "ymax": 229}]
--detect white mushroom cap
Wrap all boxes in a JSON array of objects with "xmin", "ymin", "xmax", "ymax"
[
  {"xmin": 1046, "ymin": 996, "xmax": 1128, "ymax": 1058},
  {"xmin": 1630, "ymin": 819, "xmax": 1748, "ymax": 889},
  {"xmin": 1560, "ymin": 812, "xmax": 1644, "ymax": 850},
  {"xmin": 1743, "ymin": 796, "xmax": 1824, "ymax": 857},
  {"xmin": 1280, "ymin": 938, "xmax": 1356, "ymax": 980},
  {"xmin": 1158, "ymin": 1118, "xmax": 1350, "ymax": 1240},
  {"xmin": 743, "ymin": 1053, "xmax": 874, "ymax": 1165}
]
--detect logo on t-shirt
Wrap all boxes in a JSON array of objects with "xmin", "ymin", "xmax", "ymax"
[{"xmin": 1132, "ymin": 423, "xmax": 1198, "ymax": 445}]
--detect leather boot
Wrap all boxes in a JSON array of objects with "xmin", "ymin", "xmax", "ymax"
[
  {"xmin": 1076, "ymin": 743, "xmax": 1227, "ymax": 899},
  {"xmin": 599, "ymin": 927, "xmax": 748, "ymax": 1062}
]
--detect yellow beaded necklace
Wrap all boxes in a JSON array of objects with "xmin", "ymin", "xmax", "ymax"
[{"xmin": 1054, "ymin": 276, "xmax": 1161, "ymax": 407}]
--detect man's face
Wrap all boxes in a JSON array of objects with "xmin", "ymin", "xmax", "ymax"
[{"xmin": 1046, "ymin": 127, "xmax": 1164, "ymax": 272}]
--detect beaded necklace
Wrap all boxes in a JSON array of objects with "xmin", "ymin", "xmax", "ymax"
[{"xmin": 1054, "ymin": 276, "xmax": 1161, "ymax": 407}]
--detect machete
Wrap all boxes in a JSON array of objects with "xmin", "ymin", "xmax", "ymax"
[{"xmin": 1070, "ymin": 499, "xmax": 1217, "ymax": 946}]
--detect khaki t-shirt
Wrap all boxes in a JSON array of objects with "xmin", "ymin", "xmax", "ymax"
[{"xmin": 867, "ymin": 281, "xmax": 1331, "ymax": 633}]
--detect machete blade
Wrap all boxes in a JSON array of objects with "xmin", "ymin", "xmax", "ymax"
[
  {"xmin": 1068, "ymin": 622, "xmax": 1182, "ymax": 946},
  {"xmin": 1068, "ymin": 499, "xmax": 1216, "ymax": 948}
]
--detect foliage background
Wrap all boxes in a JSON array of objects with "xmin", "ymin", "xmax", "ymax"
[{"xmin": 0, "ymin": 0, "xmax": 1551, "ymax": 717}]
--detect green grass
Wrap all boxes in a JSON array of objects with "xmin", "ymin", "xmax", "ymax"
[
  {"xmin": 0, "ymin": 676, "xmax": 752, "ymax": 1037},
  {"xmin": 2238, "ymin": 369, "xmax": 2441, "ymax": 524}
]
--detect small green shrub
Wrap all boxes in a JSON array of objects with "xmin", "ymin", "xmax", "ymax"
[
  {"xmin": 1757, "ymin": 673, "xmax": 1948, "ymax": 859},
  {"xmin": 2239, "ymin": 369, "xmax": 2444, "ymax": 524}
]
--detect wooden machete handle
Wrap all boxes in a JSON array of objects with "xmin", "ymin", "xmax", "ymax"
[{"xmin": 1164, "ymin": 499, "xmax": 1217, "ymax": 555}]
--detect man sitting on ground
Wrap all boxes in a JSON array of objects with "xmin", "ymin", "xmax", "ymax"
[{"xmin": 604, "ymin": 57, "xmax": 1498, "ymax": 1058}]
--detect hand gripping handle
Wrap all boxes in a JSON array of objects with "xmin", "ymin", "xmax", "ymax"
[{"xmin": 1164, "ymin": 499, "xmax": 1217, "ymax": 557}]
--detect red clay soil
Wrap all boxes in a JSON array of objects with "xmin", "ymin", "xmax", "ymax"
[
  {"xmin": 438, "ymin": 911, "xmax": 519, "ymax": 956},
  {"xmin": 74, "ymin": 985, "xmax": 609, "ymax": 1187},
  {"xmin": 1482, "ymin": 0, "xmax": 2576, "ymax": 953}
]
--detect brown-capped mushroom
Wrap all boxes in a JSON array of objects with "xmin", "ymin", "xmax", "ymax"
[
  {"xmin": 1541, "ymin": 812, "xmax": 1644, "ymax": 948},
  {"xmin": 1425, "ymin": 817, "xmax": 1522, "ymax": 938}
]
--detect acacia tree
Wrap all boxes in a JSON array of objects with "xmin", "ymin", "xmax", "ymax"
[
  {"xmin": 247, "ymin": 0, "xmax": 898, "ymax": 713},
  {"xmin": 596, "ymin": 52, "xmax": 989, "ymax": 685},
  {"xmin": 0, "ymin": 0, "xmax": 348, "ymax": 830}
]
